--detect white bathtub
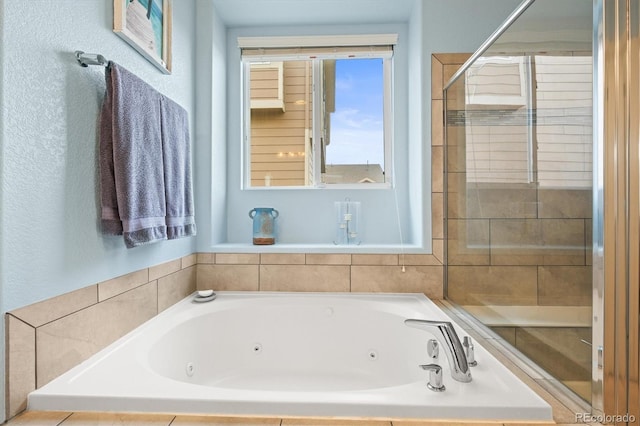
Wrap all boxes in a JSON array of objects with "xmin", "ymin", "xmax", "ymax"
[{"xmin": 29, "ymin": 292, "xmax": 552, "ymax": 421}]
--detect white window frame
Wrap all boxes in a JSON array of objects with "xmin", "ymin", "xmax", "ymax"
[{"xmin": 239, "ymin": 34, "xmax": 397, "ymax": 190}]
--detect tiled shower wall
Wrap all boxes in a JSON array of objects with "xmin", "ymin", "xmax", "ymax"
[
  {"xmin": 4, "ymin": 54, "xmax": 457, "ymax": 422},
  {"xmin": 442, "ymin": 52, "xmax": 593, "ymax": 308}
]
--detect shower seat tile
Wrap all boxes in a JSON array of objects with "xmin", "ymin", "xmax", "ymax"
[
  {"xmin": 515, "ymin": 328, "xmax": 591, "ymax": 382},
  {"xmin": 59, "ymin": 412, "xmax": 174, "ymax": 425},
  {"xmin": 171, "ymin": 416, "xmax": 280, "ymax": 425},
  {"xmin": 5, "ymin": 410, "xmax": 71, "ymax": 425}
]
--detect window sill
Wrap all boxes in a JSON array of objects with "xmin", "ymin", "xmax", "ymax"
[{"xmin": 209, "ymin": 243, "xmax": 427, "ymax": 254}]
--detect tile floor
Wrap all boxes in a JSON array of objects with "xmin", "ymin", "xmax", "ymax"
[{"xmin": 4, "ymin": 410, "xmax": 604, "ymax": 426}]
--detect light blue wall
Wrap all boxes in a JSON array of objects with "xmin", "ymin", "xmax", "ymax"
[
  {"xmin": 195, "ymin": 1, "xmax": 227, "ymax": 250},
  {"xmin": 0, "ymin": 0, "xmax": 197, "ymax": 420}
]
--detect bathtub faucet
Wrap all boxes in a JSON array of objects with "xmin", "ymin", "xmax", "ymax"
[{"xmin": 404, "ymin": 319, "xmax": 472, "ymax": 383}]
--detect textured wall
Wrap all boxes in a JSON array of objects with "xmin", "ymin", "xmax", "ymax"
[{"xmin": 0, "ymin": 0, "xmax": 197, "ymax": 421}]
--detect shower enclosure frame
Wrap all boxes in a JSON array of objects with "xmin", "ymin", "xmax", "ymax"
[{"xmin": 441, "ymin": 0, "xmax": 606, "ymax": 415}]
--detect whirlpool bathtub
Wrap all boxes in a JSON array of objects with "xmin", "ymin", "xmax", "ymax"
[{"xmin": 29, "ymin": 292, "xmax": 552, "ymax": 421}]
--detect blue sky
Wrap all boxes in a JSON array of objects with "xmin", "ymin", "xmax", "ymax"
[{"xmin": 326, "ymin": 58, "xmax": 384, "ymax": 167}]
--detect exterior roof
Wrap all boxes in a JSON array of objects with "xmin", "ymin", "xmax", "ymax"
[{"xmin": 323, "ymin": 164, "xmax": 384, "ymax": 184}]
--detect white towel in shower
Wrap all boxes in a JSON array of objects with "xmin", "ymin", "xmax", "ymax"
[{"xmin": 99, "ymin": 61, "xmax": 195, "ymax": 248}]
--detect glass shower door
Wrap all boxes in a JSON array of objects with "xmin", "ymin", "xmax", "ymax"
[{"xmin": 444, "ymin": 0, "xmax": 593, "ymax": 403}]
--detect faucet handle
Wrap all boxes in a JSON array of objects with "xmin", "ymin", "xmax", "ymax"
[
  {"xmin": 463, "ymin": 336, "xmax": 478, "ymax": 367},
  {"xmin": 420, "ymin": 364, "xmax": 446, "ymax": 392},
  {"xmin": 427, "ymin": 339, "xmax": 439, "ymax": 360}
]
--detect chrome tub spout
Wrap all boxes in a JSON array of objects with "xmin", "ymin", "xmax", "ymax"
[{"xmin": 405, "ymin": 319, "xmax": 472, "ymax": 383}]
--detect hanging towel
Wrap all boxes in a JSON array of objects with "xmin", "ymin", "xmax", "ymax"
[
  {"xmin": 160, "ymin": 95, "xmax": 196, "ymax": 240},
  {"xmin": 99, "ymin": 61, "xmax": 195, "ymax": 248}
]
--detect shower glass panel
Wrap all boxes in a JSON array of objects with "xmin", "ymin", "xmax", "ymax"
[{"xmin": 443, "ymin": 0, "xmax": 593, "ymax": 403}]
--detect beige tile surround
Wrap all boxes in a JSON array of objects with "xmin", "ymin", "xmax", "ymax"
[
  {"xmin": 196, "ymin": 253, "xmax": 443, "ymax": 296},
  {"xmin": 5, "ymin": 255, "xmax": 198, "ymax": 420}
]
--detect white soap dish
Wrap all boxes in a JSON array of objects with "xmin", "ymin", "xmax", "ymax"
[{"xmin": 194, "ymin": 290, "xmax": 216, "ymax": 303}]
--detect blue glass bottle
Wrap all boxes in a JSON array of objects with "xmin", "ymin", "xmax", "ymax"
[{"xmin": 248, "ymin": 207, "xmax": 279, "ymax": 245}]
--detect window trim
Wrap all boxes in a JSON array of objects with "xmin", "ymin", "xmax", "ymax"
[{"xmin": 240, "ymin": 35, "xmax": 397, "ymax": 190}]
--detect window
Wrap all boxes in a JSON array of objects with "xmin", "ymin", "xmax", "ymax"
[{"xmin": 240, "ymin": 35, "xmax": 396, "ymax": 188}]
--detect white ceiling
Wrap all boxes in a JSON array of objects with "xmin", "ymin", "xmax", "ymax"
[{"xmin": 210, "ymin": 0, "xmax": 418, "ymax": 27}]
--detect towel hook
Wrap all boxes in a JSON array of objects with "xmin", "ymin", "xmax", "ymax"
[{"xmin": 75, "ymin": 51, "xmax": 108, "ymax": 68}]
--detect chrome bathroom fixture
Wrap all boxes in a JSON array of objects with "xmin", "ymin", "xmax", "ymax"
[
  {"xmin": 405, "ymin": 318, "xmax": 472, "ymax": 383},
  {"xmin": 420, "ymin": 364, "xmax": 445, "ymax": 392},
  {"xmin": 74, "ymin": 51, "xmax": 109, "ymax": 67},
  {"xmin": 427, "ymin": 339, "xmax": 439, "ymax": 360},
  {"xmin": 463, "ymin": 336, "xmax": 478, "ymax": 367}
]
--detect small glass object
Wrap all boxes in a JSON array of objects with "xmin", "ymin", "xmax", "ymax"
[{"xmin": 334, "ymin": 199, "xmax": 361, "ymax": 245}]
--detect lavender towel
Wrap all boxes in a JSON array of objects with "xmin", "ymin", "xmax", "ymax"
[{"xmin": 99, "ymin": 62, "xmax": 195, "ymax": 248}]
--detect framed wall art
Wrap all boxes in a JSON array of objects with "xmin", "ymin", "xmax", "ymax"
[{"xmin": 114, "ymin": 0, "xmax": 172, "ymax": 74}]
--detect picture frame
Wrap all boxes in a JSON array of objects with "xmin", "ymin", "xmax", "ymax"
[{"xmin": 113, "ymin": 0, "xmax": 172, "ymax": 74}]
